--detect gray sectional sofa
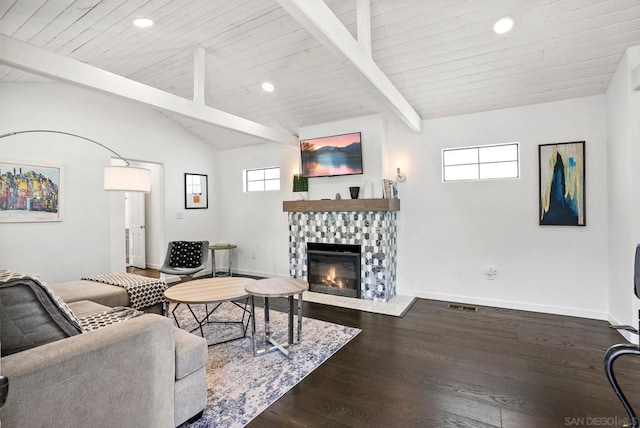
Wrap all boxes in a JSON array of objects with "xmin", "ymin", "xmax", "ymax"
[{"xmin": 0, "ymin": 275, "xmax": 208, "ymax": 428}]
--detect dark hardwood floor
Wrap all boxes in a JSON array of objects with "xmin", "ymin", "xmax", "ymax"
[
  {"xmin": 250, "ymin": 299, "xmax": 640, "ymax": 428},
  {"xmin": 131, "ymin": 268, "xmax": 640, "ymax": 427},
  {"xmin": 126, "ymin": 266, "xmax": 160, "ymax": 278}
]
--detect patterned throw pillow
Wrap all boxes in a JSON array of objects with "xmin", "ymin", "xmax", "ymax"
[
  {"xmin": 0, "ymin": 270, "xmax": 84, "ymax": 356},
  {"xmin": 169, "ymin": 241, "xmax": 204, "ymax": 268}
]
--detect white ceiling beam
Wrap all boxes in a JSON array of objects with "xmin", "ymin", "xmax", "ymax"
[
  {"xmin": 0, "ymin": 35, "xmax": 298, "ymax": 146},
  {"xmin": 193, "ymin": 46, "xmax": 206, "ymax": 105},
  {"xmin": 277, "ymin": 0, "xmax": 423, "ymax": 133},
  {"xmin": 357, "ymin": 0, "xmax": 371, "ymax": 56}
]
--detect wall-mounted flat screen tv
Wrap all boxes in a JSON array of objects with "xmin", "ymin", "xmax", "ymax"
[{"xmin": 300, "ymin": 132, "xmax": 363, "ymax": 178}]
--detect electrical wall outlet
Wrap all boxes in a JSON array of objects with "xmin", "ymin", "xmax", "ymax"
[
  {"xmin": 484, "ymin": 265, "xmax": 497, "ymax": 280},
  {"xmin": 252, "ymin": 251, "xmax": 256, "ymax": 260}
]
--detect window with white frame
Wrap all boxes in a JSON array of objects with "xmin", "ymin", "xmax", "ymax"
[
  {"xmin": 244, "ymin": 167, "xmax": 280, "ymax": 192},
  {"xmin": 442, "ymin": 143, "xmax": 519, "ymax": 182}
]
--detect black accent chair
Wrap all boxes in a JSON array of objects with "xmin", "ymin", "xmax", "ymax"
[
  {"xmin": 159, "ymin": 240, "xmax": 209, "ymax": 282},
  {"xmin": 605, "ymin": 244, "xmax": 640, "ymax": 428}
]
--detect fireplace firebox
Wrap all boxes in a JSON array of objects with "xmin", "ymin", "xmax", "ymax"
[{"xmin": 307, "ymin": 243, "xmax": 361, "ymax": 298}]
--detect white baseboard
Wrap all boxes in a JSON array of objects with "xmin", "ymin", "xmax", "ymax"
[
  {"xmin": 607, "ymin": 312, "xmax": 638, "ymax": 344},
  {"xmin": 400, "ymin": 288, "xmax": 609, "ymax": 321},
  {"xmin": 231, "ymin": 268, "xmax": 285, "ymax": 278}
]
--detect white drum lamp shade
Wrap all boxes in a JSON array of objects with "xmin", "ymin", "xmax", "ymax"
[{"xmin": 104, "ymin": 166, "xmax": 151, "ymax": 192}]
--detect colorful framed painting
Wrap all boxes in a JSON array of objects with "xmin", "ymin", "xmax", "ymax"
[
  {"xmin": 538, "ymin": 141, "xmax": 585, "ymax": 226},
  {"xmin": 0, "ymin": 160, "xmax": 63, "ymax": 223},
  {"xmin": 185, "ymin": 173, "xmax": 208, "ymax": 209}
]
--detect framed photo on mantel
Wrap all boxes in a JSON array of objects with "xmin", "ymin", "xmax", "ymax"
[{"xmin": 184, "ymin": 173, "xmax": 208, "ymax": 209}]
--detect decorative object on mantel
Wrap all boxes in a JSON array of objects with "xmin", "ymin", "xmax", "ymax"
[
  {"xmin": 538, "ymin": 141, "xmax": 585, "ymax": 226},
  {"xmin": 349, "ymin": 186, "xmax": 360, "ymax": 199},
  {"xmin": 292, "ymin": 173, "xmax": 308, "ymax": 200},
  {"xmin": 396, "ymin": 160, "xmax": 407, "ymax": 182},
  {"xmin": 382, "ymin": 179, "xmax": 398, "ymax": 199},
  {"xmin": 335, "ymin": 193, "xmax": 341, "ymax": 200}
]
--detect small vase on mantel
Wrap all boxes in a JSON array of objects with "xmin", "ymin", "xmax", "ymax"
[{"xmin": 292, "ymin": 174, "xmax": 309, "ymax": 200}]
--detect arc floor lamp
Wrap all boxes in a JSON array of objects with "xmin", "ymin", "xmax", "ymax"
[{"xmin": 0, "ymin": 130, "xmax": 151, "ymax": 192}]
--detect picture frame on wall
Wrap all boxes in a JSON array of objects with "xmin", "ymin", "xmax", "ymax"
[
  {"xmin": 184, "ymin": 173, "xmax": 208, "ymax": 209},
  {"xmin": 538, "ymin": 141, "xmax": 585, "ymax": 226},
  {"xmin": 0, "ymin": 160, "xmax": 63, "ymax": 223}
]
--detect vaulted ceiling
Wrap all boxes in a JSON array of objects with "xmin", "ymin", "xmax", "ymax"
[{"xmin": 1, "ymin": 0, "xmax": 639, "ymax": 150}]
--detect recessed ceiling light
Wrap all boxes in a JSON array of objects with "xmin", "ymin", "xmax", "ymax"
[
  {"xmin": 493, "ymin": 16, "xmax": 515, "ymax": 34},
  {"xmin": 133, "ymin": 18, "xmax": 154, "ymax": 28},
  {"xmin": 261, "ymin": 82, "xmax": 275, "ymax": 92}
]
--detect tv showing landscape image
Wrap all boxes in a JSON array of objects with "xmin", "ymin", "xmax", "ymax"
[{"xmin": 300, "ymin": 132, "xmax": 363, "ymax": 178}]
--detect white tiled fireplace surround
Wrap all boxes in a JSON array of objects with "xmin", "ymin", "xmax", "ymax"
[{"xmin": 287, "ymin": 208, "xmax": 398, "ymax": 302}]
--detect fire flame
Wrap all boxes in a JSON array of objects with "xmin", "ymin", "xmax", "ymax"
[{"xmin": 322, "ymin": 267, "xmax": 344, "ymax": 288}]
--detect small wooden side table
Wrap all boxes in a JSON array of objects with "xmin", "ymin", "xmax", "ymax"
[
  {"xmin": 209, "ymin": 244, "xmax": 237, "ymax": 277},
  {"xmin": 245, "ymin": 277, "xmax": 308, "ymax": 357}
]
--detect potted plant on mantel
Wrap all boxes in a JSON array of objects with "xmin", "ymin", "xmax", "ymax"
[{"xmin": 292, "ymin": 173, "xmax": 309, "ymax": 200}]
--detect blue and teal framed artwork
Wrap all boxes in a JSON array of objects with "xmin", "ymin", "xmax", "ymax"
[{"xmin": 539, "ymin": 141, "xmax": 585, "ymax": 226}]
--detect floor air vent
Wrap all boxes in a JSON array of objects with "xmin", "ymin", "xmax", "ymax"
[{"xmin": 447, "ymin": 303, "xmax": 478, "ymax": 312}]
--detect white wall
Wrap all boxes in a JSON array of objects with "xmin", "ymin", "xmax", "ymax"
[
  {"xmin": 606, "ymin": 46, "xmax": 640, "ymax": 336},
  {"xmin": 0, "ymin": 83, "xmax": 220, "ymax": 283},
  {"xmin": 0, "ymin": 82, "xmax": 616, "ymax": 321},
  {"xmin": 302, "ymin": 115, "xmax": 386, "ymax": 199},
  {"xmin": 387, "ymin": 95, "xmax": 609, "ymax": 319},
  {"xmin": 220, "ymin": 96, "xmax": 610, "ymax": 319},
  {"xmin": 217, "ymin": 143, "xmax": 297, "ymax": 277}
]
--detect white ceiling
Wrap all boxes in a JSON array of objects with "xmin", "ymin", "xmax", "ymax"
[{"xmin": 1, "ymin": 0, "xmax": 639, "ymax": 150}]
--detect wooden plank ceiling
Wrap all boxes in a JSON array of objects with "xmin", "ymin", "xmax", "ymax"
[{"xmin": 1, "ymin": 0, "xmax": 639, "ymax": 150}]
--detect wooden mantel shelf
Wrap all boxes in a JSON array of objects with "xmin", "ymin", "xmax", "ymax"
[{"xmin": 283, "ymin": 198, "xmax": 400, "ymax": 212}]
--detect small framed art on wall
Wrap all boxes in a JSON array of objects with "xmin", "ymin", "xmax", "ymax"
[{"xmin": 184, "ymin": 173, "xmax": 208, "ymax": 209}]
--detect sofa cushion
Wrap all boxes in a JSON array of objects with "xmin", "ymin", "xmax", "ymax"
[
  {"xmin": 0, "ymin": 270, "xmax": 83, "ymax": 357},
  {"xmin": 173, "ymin": 327, "xmax": 208, "ymax": 380},
  {"xmin": 169, "ymin": 241, "xmax": 204, "ymax": 268},
  {"xmin": 51, "ymin": 280, "xmax": 130, "ymax": 308},
  {"xmin": 68, "ymin": 300, "xmax": 112, "ymax": 318}
]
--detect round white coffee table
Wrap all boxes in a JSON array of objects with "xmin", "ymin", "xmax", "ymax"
[{"xmin": 165, "ymin": 276, "xmax": 255, "ymax": 345}]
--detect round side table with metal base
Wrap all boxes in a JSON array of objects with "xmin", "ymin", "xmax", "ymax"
[
  {"xmin": 245, "ymin": 277, "xmax": 308, "ymax": 357},
  {"xmin": 209, "ymin": 244, "xmax": 237, "ymax": 277}
]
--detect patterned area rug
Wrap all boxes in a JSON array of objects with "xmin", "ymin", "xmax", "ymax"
[{"xmin": 171, "ymin": 301, "xmax": 361, "ymax": 427}]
